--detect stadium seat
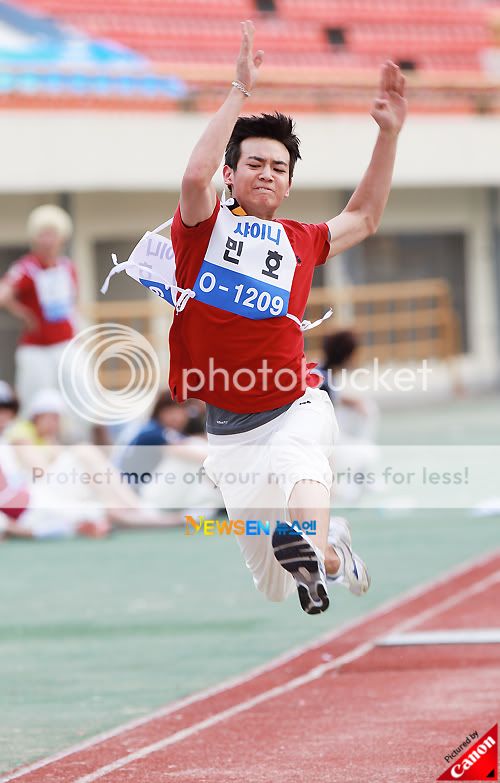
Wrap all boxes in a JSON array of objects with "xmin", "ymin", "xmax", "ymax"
[
  {"xmin": 16, "ymin": 0, "xmax": 499, "ymax": 75},
  {"xmin": 10, "ymin": 0, "xmax": 500, "ymax": 112}
]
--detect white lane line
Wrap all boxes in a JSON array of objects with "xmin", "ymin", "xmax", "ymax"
[
  {"xmin": 1, "ymin": 547, "xmax": 499, "ymax": 783},
  {"xmin": 379, "ymin": 629, "xmax": 500, "ymax": 646},
  {"xmin": 391, "ymin": 569, "xmax": 500, "ymax": 634},
  {"xmin": 74, "ymin": 640, "xmax": 375, "ymax": 783},
  {"xmin": 73, "ymin": 567, "xmax": 500, "ymax": 783}
]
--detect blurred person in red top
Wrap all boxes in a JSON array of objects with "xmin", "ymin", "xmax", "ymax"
[
  {"xmin": 0, "ymin": 381, "xmax": 28, "ymax": 535},
  {"xmin": 0, "ymin": 204, "xmax": 76, "ymax": 414},
  {"xmin": 0, "ymin": 205, "xmax": 109, "ymax": 445},
  {"xmin": 0, "ymin": 381, "xmax": 19, "ymax": 439},
  {"xmin": 2, "ymin": 387, "xmax": 179, "ymax": 539}
]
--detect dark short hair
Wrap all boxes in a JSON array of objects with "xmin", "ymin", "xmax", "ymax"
[
  {"xmin": 0, "ymin": 399, "xmax": 18, "ymax": 415},
  {"xmin": 151, "ymin": 390, "xmax": 177, "ymax": 421},
  {"xmin": 225, "ymin": 112, "xmax": 301, "ymax": 180},
  {"xmin": 323, "ymin": 330, "xmax": 360, "ymax": 370}
]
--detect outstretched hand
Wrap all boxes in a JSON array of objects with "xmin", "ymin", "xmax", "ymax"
[
  {"xmin": 371, "ymin": 61, "xmax": 408, "ymax": 134},
  {"xmin": 235, "ymin": 20, "xmax": 264, "ymax": 93}
]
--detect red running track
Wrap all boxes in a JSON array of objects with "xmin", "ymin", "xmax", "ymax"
[{"xmin": 2, "ymin": 549, "xmax": 500, "ymax": 783}]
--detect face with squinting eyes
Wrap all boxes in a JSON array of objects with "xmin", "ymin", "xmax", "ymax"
[{"xmin": 223, "ymin": 137, "xmax": 291, "ymax": 220}]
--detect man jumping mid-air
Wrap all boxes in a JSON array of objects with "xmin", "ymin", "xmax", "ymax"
[{"xmin": 167, "ymin": 21, "xmax": 406, "ymax": 614}]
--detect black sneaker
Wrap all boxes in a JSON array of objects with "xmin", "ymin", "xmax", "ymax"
[{"xmin": 272, "ymin": 522, "xmax": 329, "ymax": 615}]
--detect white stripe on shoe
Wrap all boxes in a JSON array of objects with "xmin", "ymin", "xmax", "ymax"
[
  {"xmin": 327, "ymin": 516, "xmax": 371, "ymax": 596},
  {"xmin": 272, "ymin": 523, "xmax": 330, "ymax": 615}
]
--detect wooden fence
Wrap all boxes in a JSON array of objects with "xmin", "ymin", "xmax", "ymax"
[
  {"xmin": 303, "ymin": 278, "xmax": 460, "ymax": 363},
  {"xmin": 81, "ymin": 298, "xmax": 170, "ymax": 390},
  {"xmin": 82, "ymin": 277, "xmax": 460, "ymax": 389}
]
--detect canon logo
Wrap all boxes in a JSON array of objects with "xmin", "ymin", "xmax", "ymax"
[{"xmin": 450, "ymin": 736, "xmax": 496, "ymax": 779}]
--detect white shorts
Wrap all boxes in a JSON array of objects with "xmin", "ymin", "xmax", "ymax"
[
  {"xmin": 204, "ymin": 387, "xmax": 339, "ymax": 602},
  {"xmin": 15, "ymin": 342, "xmax": 71, "ymax": 414},
  {"xmin": 16, "ymin": 341, "xmax": 97, "ymax": 442}
]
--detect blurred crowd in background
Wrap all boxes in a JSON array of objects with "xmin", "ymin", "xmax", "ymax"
[{"xmin": 0, "ymin": 204, "xmax": 379, "ymax": 541}]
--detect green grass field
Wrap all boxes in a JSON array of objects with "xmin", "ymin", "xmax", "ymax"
[{"xmin": 1, "ymin": 394, "xmax": 498, "ymax": 774}]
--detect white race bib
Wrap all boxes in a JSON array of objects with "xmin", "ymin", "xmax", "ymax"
[
  {"xmin": 101, "ymin": 200, "xmax": 333, "ymax": 331},
  {"xmin": 101, "ymin": 219, "xmax": 195, "ymax": 313},
  {"xmin": 31, "ymin": 263, "xmax": 74, "ymax": 322},
  {"xmin": 193, "ymin": 204, "xmax": 297, "ymax": 320},
  {"xmin": 125, "ymin": 229, "xmax": 177, "ymax": 305}
]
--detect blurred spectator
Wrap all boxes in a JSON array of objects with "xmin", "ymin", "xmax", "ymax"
[
  {"xmin": 0, "ymin": 464, "xmax": 31, "ymax": 539},
  {"xmin": 6, "ymin": 387, "xmax": 65, "ymax": 446},
  {"xmin": 318, "ymin": 329, "xmax": 380, "ymax": 504},
  {"xmin": 0, "ymin": 205, "xmax": 76, "ymax": 412},
  {"xmin": 0, "ymin": 381, "xmax": 19, "ymax": 438},
  {"xmin": 318, "ymin": 330, "xmax": 375, "ymax": 424},
  {"xmin": 0, "ymin": 381, "xmax": 30, "ymax": 537},
  {"xmin": 119, "ymin": 391, "xmax": 190, "ymax": 485},
  {"xmin": 0, "ymin": 205, "xmax": 108, "ymax": 446},
  {"xmin": 117, "ymin": 390, "xmax": 222, "ymax": 514},
  {"xmin": 1, "ymin": 387, "xmax": 108, "ymax": 538},
  {"xmin": 2, "ymin": 388, "xmax": 180, "ymax": 539},
  {"xmin": 184, "ymin": 399, "xmax": 207, "ymax": 436}
]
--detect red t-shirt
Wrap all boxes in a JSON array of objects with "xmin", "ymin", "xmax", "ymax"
[
  {"xmin": 169, "ymin": 199, "xmax": 330, "ymax": 412},
  {"xmin": 5, "ymin": 254, "xmax": 77, "ymax": 346}
]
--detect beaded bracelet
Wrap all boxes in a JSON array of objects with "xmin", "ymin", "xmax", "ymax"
[{"xmin": 231, "ymin": 80, "xmax": 251, "ymax": 98}]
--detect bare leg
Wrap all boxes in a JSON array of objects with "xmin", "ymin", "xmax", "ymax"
[
  {"xmin": 4, "ymin": 523, "xmax": 34, "ymax": 539},
  {"xmin": 108, "ymin": 508, "xmax": 183, "ymax": 528},
  {"xmin": 287, "ymin": 479, "xmax": 340, "ymax": 576}
]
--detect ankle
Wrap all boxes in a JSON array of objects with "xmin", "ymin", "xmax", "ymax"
[{"xmin": 325, "ymin": 544, "xmax": 342, "ymax": 577}]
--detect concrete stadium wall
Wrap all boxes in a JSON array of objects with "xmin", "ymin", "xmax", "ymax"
[{"xmin": 0, "ymin": 111, "xmax": 500, "ymax": 192}]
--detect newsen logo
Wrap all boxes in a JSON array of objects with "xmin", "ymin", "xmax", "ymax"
[
  {"xmin": 438, "ymin": 725, "xmax": 498, "ymax": 781},
  {"xmin": 184, "ymin": 516, "xmax": 317, "ymax": 536}
]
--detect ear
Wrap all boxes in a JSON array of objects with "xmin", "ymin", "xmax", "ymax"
[
  {"xmin": 284, "ymin": 182, "xmax": 291, "ymax": 199},
  {"xmin": 223, "ymin": 164, "xmax": 235, "ymax": 190}
]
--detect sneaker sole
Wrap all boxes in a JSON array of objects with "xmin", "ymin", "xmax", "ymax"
[{"xmin": 272, "ymin": 528, "xmax": 329, "ymax": 615}]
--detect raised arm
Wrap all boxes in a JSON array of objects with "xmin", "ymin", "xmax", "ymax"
[
  {"xmin": 180, "ymin": 21, "xmax": 264, "ymax": 227},
  {"xmin": 326, "ymin": 61, "xmax": 407, "ymax": 258}
]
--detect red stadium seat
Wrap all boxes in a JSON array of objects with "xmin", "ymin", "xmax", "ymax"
[
  {"xmin": 15, "ymin": 0, "xmax": 498, "ymax": 74},
  {"xmin": 11, "ymin": 0, "xmax": 500, "ymax": 113}
]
